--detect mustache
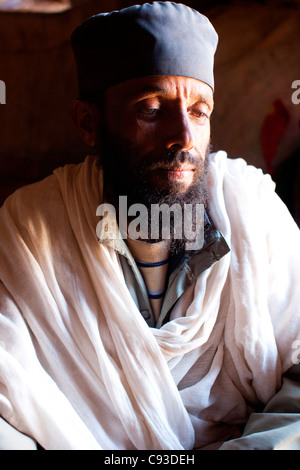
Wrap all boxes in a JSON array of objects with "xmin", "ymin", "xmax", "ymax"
[{"xmin": 138, "ymin": 148, "xmax": 205, "ymax": 173}]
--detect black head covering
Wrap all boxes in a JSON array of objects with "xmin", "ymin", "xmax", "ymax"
[{"xmin": 71, "ymin": 2, "xmax": 218, "ymax": 98}]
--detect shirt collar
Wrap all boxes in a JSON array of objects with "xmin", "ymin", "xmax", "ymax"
[{"xmin": 97, "ymin": 206, "xmax": 230, "ymax": 269}]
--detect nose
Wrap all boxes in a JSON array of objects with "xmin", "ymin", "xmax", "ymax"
[{"xmin": 166, "ymin": 108, "xmax": 195, "ymax": 151}]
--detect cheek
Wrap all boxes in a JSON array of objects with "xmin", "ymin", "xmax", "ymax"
[
  {"xmin": 126, "ymin": 121, "xmax": 160, "ymax": 155},
  {"xmin": 193, "ymin": 122, "xmax": 211, "ymax": 151}
]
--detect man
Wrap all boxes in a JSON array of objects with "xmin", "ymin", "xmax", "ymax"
[{"xmin": 0, "ymin": 1, "xmax": 300, "ymax": 450}]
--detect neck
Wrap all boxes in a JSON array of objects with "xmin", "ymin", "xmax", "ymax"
[{"xmin": 126, "ymin": 236, "xmax": 171, "ymax": 322}]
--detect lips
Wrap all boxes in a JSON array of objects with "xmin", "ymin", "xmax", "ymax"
[
  {"xmin": 165, "ymin": 168, "xmax": 193, "ymax": 179},
  {"xmin": 149, "ymin": 165, "xmax": 195, "ymax": 189},
  {"xmin": 157, "ymin": 163, "xmax": 194, "ymax": 175}
]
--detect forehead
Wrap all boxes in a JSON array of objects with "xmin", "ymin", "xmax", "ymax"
[{"xmin": 104, "ymin": 75, "xmax": 214, "ymax": 108}]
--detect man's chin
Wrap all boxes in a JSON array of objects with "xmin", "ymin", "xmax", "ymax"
[{"xmin": 138, "ymin": 181, "xmax": 191, "ymax": 200}]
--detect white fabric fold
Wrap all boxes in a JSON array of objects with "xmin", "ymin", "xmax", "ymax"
[{"xmin": 0, "ymin": 151, "xmax": 299, "ymax": 450}]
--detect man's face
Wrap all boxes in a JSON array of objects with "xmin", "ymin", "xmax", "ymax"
[
  {"xmin": 99, "ymin": 75, "xmax": 213, "ymax": 204},
  {"xmin": 96, "ymin": 75, "xmax": 213, "ymax": 248}
]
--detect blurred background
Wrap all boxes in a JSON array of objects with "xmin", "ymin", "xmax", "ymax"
[{"xmin": 0, "ymin": 0, "xmax": 299, "ymax": 224}]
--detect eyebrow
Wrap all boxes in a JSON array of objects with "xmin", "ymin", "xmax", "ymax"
[
  {"xmin": 131, "ymin": 85, "xmax": 214, "ymax": 110},
  {"xmin": 193, "ymin": 96, "xmax": 214, "ymax": 111},
  {"xmin": 131, "ymin": 85, "xmax": 169, "ymax": 99}
]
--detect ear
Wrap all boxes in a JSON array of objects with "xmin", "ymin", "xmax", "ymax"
[{"xmin": 70, "ymin": 99, "xmax": 99, "ymax": 147}]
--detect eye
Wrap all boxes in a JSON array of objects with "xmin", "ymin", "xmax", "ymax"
[
  {"xmin": 191, "ymin": 109, "xmax": 208, "ymax": 121},
  {"xmin": 141, "ymin": 107, "xmax": 160, "ymax": 117},
  {"xmin": 135, "ymin": 98, "xmax": 162, "ymax": 120},
  {"xmin": 189, "ymin": 103, "xmax": 210, "ymax": 123}
]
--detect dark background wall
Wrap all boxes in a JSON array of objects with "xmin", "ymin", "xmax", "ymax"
[{"xmin": 0, "ymin": 0, "xmax": 299, "ymax": 224}]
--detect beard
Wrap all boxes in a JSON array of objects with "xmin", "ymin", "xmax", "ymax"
[{"xmin": 97, "ymin": 129, "xmax": 211, "ymax": 253}]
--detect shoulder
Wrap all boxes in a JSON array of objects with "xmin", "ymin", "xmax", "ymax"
[
  {"xmin": 206, "ymin": 150, "xmax": 295, "ymax": 242},
  {"xmin": 208, "ymin": 150, "xmax": 275, "ymax": 194},
  {"xmin": 0, "ymin": 156, "xmax": 99, "ymax": 228},
  {"xmin": 207, "ymin": 151, "xmax": 278, "ymax": 221},
  {"xmin": 0, "ymin": 172, "xmax": 65, "ymax": 242}
]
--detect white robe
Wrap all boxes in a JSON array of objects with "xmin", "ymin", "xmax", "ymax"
[{"xmin": 0, "ymin": 151, "xmax": 299, "ymax": 450}]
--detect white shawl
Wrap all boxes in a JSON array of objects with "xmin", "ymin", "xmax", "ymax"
[{"xmin": 0, "ymin": 151, "xmax": 299, "ymax": 450}]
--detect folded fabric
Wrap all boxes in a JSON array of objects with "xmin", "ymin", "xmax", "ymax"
[{"xmin": 0, "ymin": 151, "xmax": 299, "ymax": 449}]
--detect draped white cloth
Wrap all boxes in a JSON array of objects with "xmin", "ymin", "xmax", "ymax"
[{"xmin": 0, "ymin": 151, "xmax": 299, "ymax": 450}]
